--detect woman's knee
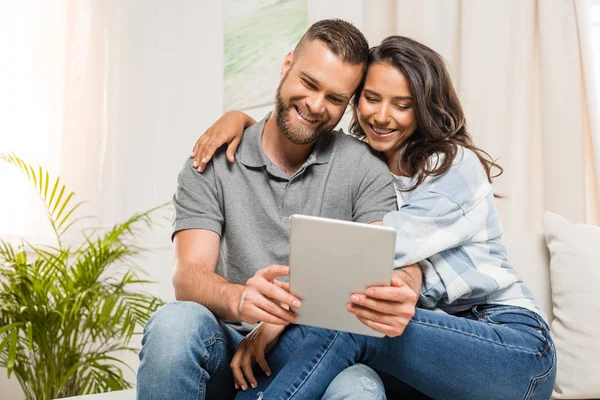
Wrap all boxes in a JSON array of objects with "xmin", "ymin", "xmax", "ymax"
[{"xmin": 322, "ymin": 364, "xmax": 386, "ymax": 400}]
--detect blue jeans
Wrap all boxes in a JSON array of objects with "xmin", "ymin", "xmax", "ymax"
[
  {"xmin": 136, "ymin": 301, "xmax": 385, "ymax": 399},
  {"xmin": 235, "ymin": 305, "xmax": 557, "ymax": 400}
]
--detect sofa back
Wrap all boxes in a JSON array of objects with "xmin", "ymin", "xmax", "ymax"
[{"xmin": 503, "ymin": 233, "xmax": 554, "ymax": 322}]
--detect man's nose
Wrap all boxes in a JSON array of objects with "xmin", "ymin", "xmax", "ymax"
[{"xmin": 306, "ymin": 93, "xmax": 326, "ymax": 115}]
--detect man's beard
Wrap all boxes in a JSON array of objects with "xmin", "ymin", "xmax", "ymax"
[{"xmin": 274, "ymin": 89, "xmax": 333, "ymax": 145}]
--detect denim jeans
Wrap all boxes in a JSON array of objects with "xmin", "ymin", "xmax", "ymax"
[
  {"xmin": 136, "ymin": 301, "xmax": 384, "ymax": 400},
  {"xmin": 235, "ymin": 305, "xmax": 557, "ymax": 400}
]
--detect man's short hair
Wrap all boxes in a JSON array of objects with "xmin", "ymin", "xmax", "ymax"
[{"xmin": 294, "ymin": 19, "xmax": 369, "ymax": 66}]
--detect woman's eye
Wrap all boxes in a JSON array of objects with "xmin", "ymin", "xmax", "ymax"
[{"xmin": 365, "ymin": 97, "xmax": 378, "ymax": 103}]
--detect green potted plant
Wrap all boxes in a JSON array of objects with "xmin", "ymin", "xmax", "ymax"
[{"xmin": 0, "ymin": 153, "xmax": 165, "ymax": 399}]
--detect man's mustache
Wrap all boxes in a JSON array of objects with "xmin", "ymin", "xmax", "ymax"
[{"xmin": 292, "ymin": 101, "xmax": 327, "ymax": 124}]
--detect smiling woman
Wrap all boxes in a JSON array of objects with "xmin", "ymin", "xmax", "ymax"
[{"xmin": 354, "ymin": 63, "xmax": 418, "ymax": 173}]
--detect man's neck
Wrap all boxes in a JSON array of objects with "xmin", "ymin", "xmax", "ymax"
[{"xmin": 262, "ymin": 113, "xmax": 314, "ymax": 176}]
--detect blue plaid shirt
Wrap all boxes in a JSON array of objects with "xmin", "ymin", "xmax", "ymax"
[{"xmin": 383, "ymin": 147, "xmax": 544, "ymax": 320}]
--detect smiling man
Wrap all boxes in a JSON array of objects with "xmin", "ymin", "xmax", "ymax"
[{"xmin": 136, "ymin": 20, "xmax": 399, "ymax": 400}]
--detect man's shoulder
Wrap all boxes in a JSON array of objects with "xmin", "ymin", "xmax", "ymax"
[
  {"xmin": 329, "ymin": 129, "xmax": 367, "ymax": 149},
  {"xmin": 327, "ymin": 129, "xmax": 382, "ymax": 159},
  {"xmin": 176, "ymin": 143, "xmax": 237, "ymax": 184}
]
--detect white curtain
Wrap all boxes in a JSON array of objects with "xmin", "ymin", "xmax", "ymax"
[
  {"xmin": 59, "ymin": 0, "xmax": 110, "ymax": 225},
  {"xmin": 0, "ymin": 0, "xmax": 110, "ymax": 241},
  {"xmin": 0, "ymin": 1, "xmax": 68, "ymax": 241},
  {"xmin": 0, "ymin": 0, "xmax": 209, "ymax": 244},
  {"xmin": 363, "ymin": 0, "xmax": 600, "ymax": 232},
  {"xmin": 0, "ymin": 0, "xmax": 223, "ymax": 302}
]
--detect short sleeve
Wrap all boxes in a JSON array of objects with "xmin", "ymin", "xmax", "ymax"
[{"xmin": 172, "ymin": 157, "xmax": 224, "ymax": 239}]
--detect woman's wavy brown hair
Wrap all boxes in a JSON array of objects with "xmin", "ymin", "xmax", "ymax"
[{"xmin": 349, "ymin": 35, "xmax": 503, "ymax": 192}]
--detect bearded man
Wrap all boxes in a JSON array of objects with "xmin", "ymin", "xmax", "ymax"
[{"xmin": 136, "ymin": 19, "xmax": 397, "ymax": 400}]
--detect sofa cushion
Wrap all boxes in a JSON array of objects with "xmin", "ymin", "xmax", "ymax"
[
  {"xmin": 543, "ymin": 211, "xmax": 600, "ymax": 399},
  {"xmin": 503, "ymin": 233, "xmax": 553, "ymax": 321}
]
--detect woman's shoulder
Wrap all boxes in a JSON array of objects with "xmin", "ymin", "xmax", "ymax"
[{"xmin": 407, "ymin": 146, "xmax": 492, "ymax": 207}]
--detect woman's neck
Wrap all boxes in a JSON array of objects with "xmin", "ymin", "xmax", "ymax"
[{"xmin": 385, "ymin": 147, "xmax": 410, "ymax": 177}]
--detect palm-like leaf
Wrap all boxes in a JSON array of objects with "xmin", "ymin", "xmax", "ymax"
[
  {"xmin": 0, "ymin": 153, "xmax": 167, "ymax": 399},
  {"xmin": 0, "ymin": 152, "xmax": 87, "ymax": 248}
]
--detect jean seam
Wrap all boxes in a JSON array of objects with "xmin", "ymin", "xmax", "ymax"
[
  {"xmin": 197, "ymin": 333, "xmax": 235, "ymax": 400},
  {"xmin": 481, "ymin": 314, "xmax": 550, "ymax": 356},
  {"xmin": 481, "ymin": 305, "xmax": 526, "ymax": 313},
  {"xmin": 536, "ymin": 333, "xmax": 551, "ymax": 357},
  {"xmin": 524, "ymin": 342, "xmax": 556, "ymax": 400},
  {"xmin": 411, "ymin": 319, "xmax": 542, "ymax": 355},
  {"xmin": 203, "ymin": 332, "xmax": 237, "ymax": 353},
  {"xmin": 533, "ymin": 311, "xmax": 550, "ymax": 332},
  {"xmin": 286, "ymin": 330, "xmax": 341, "ymax": 399},
  {"xmin": 197, "ymin": 368, "xmax": 206, "ymax": 400}
]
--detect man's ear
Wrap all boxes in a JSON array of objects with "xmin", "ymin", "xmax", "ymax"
[{"xmin": 280, "ymin": 51, "xmax": 294, "ymax": 79}]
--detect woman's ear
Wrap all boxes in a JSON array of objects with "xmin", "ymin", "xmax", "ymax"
[{"xmin": 280, "ymin": 51, "xmax": 294, "ymax": 79}]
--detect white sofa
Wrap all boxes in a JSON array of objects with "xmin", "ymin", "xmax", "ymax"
[{"xmin": 59, "ymin": 232, "xmax": 567, "ymax": 400}]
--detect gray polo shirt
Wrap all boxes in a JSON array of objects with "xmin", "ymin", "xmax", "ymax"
[{"xmin": 173, "ymin": 113, "xmax": 396, "ymax": 286}]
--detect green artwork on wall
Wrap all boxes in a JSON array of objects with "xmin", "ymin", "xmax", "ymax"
[{"xmin": 224, "ymin": 0, "xmax": 307, "ymax": 111}]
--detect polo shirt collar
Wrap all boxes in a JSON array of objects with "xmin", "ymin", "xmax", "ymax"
[
  {"xmin": 238, "ymin": 114, "xmax": 270, "ymax": 168},
  {"xmin": 239, "ymin": 112, "xmax": 335, "ymax": 169}
]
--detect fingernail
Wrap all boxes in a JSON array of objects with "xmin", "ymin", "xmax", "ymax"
[
  {"xmin": 293, "ymin": 300, "xmax": 301, "ymax": 308},
  {"xmin": 201, "ymin": 157, "xmax": 207, "ymax": 163},
  {"xmin": 351, "ymin": 295, "xmax": 359, "ymax": 303},
  {"xmin": 193, "ymin": 161, "xmax": 198, "ymax": 167},
  {"xmin": 266, "ymin": 371, "xmax": 271, "ymax": 376},
  {"xmin": 235, "ymin": 384, "xmax": 239, "ymax": 389},
  {"xmin": 367, "ymin": 289, "xmax": 374, "ymax": 296},
  {"xmin": 241, "ymin": 385, "xmax": 247, "ymax": 391},
  {"xmin": 251, "ymin": 383, "xmax": 257, "ymax": 389}
]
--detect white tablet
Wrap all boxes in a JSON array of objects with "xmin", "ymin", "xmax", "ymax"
[{"xmin": 288, "ymin": 214, "xmax": 396, "ymax": 337}]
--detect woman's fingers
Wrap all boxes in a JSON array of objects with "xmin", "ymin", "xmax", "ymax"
[
  {"xmin": 356, "ymin": 315, "xmax": 396, "ymax": 336},
  {"xmin": 350, "ymin": 293, "xmax": 399, "ymax": 315},
  {"xmin": 349, "ymin": 303, "xmax": 412, "ymax": 337},
  {"xmin": 254, "ymin": 347, "xmax": 271, "ymax": 377},
  {"xmin": 230, "ymin": 342, "xmax": 249, "ymax": 390},
  {"xmin": 347, "ymin": 303, "xmax": 394, "ymax": 325},
  {"xmin": 241, "ymin": 350, "xmax": 257, "ymax": 389},
  {"xmin": 194, "ymin": 144, "xmax": 216, "ymax": 172},
  {"xmin": 225, "ymin": 136, "xmax": 241, "ymax": 163}
]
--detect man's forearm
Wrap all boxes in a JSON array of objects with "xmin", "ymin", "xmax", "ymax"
[
  {"xmin": 173, "ymin": 267, "xmax": 245, "ymax": 321},
  {"xmin": 394, "ymin": 263, "xmax": 422, "ymax": 297}
]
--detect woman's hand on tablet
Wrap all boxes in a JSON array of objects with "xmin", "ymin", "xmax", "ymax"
[
  {"xmin": 238, "ymin": 265, "xmax": 301, "ymax": 325},
  {"xmin": 231, "ymin": 322, "xmax": 285, "ymax": 391},
  {"xmin": 347, "ymin": 273, "xmax": 418, "ymax": 337}
]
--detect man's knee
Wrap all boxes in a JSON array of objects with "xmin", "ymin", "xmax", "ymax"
[
  {"xmin": 139, "ymin": 301, "xmax": 222, "ymax": 368},
  {"xmin": 322, "ymin": 364, "xmax": 386, "ymax": 400}
]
